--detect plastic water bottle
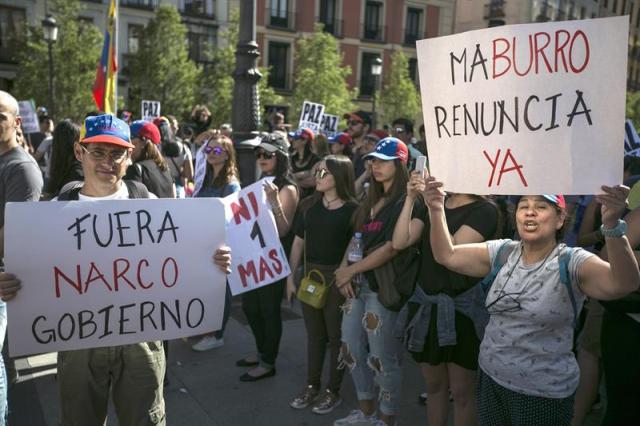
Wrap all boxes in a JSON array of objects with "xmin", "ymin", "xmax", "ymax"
[{"xmin": 347, "ymin": 233, "xmax": 364, "ymax": 287}]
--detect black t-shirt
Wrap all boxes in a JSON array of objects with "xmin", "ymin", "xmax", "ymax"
[
  {"xmin": 360, "ymin": 195, "xmax": 426, "ymax": 291},
  {"xmin": 418, "ymin": 199, "xmax": 498, "ymax": 296},
  {"xmin": 294, "ymin": 199, "xmax": 357, "ymax": 265},
  {"xmin": 125, "ymin": 160, "xmax": 174, "ymax": 198}
]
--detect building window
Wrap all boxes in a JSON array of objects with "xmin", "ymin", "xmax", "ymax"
[
  {"xmin": 268, "ymin": 41, "xmax": 289, "ymax": 90},
  {"xmin": 408, "ymin": 57, "xmax": 418, "ymax": 86},
  {"xmin": 363, "ymin": 1, "xmax": 384, "ymax": 42},
  {"xmin": 121, "ymin": 0, "xmax": 159, "ymax": 10},
  {"xmin": 580, "ymin": 6, "xmax": 586, "ymax": 19},
  {"xmin": 613, "ymin": 0, "xmax": 618, "ymax": 13},
  {"xmin": 187, "ymin": 30, "xmax": 216, "ymax": 64},
  {"xmin": 0, "ymin": 6, "xmax": 26, "ymax": 64},
  {"xmin": 128, "ymin": 24, "xmax": 143, "ymax": 54},
  {"xmin": 182, "ymin": 0, "xmax": 216, "ymax": 18},
  {"xmin": 269, "ymin": 0, "xmax": 292, "ymax": 29},
  {"xmin": 319, "ymin": 0, "xmax": 340, "ymax": 37},
  {"xmin": 360, "ymin": 52, "xmax": 380, "ymax": 96},
  {"xmin": 405, "ymin": 8, "xmax": 422, "ymax": 45}
]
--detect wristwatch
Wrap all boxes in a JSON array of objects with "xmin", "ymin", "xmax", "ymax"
[{"xmin": 600, "ymin": 219, "xmax": 628, "ymax": 238}]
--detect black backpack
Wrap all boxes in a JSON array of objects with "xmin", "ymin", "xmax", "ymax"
[{"xmin": 57, "ymin": 180, "xmax": 150, "ymax": 200}]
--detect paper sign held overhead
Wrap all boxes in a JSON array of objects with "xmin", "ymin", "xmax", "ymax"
[
  {"xmin": 18, "ymin": 101, "xmax": 40, "ymax": 134},
  {"xmin": 417, "ymin": 17, "xmax": 628, "ymax": 195},
  {"xmin": 299, "ymin": 101, "xmax": 325, "ymax": 133},
  {"xmin": 141, "ymin": 100, "xmax": 161, "ymax": 122},
  {"xmin": 4, "ymin": 198, "xmax": 226, "ymax": 357},
  {"xmin": 320, "ymin": 114, "xmax": 339, "ymax": 138},
  {"xmin": 222, "ymin": 178, "xmax": 291, "ymax": 295}
]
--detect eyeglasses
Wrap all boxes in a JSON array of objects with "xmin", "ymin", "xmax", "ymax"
[
  {"xmin": 254, "ymin": 150, "xmax": 275, "ymax": 160},
  {"xmin": 486, "ymin": 290, "xmax": 525, "ymax": 315},
  {"xmin": 79, "ymin": 144, "xmax": 129, "ymax": 163},
  {"xmin": 315, "ymin": 168, "xmax": 331, "ymax": 179},
  {"xmin": 348, "ymin": 120, "xmax": 362, "ymax": 126},
  {"xmin": 204, "ymin": 145, "xmax": 226, "ymax": 155}
]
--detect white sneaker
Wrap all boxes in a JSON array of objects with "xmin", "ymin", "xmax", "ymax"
[
  {"xmin": 333, "ymin": 409, "xmax": 377, "ymax": 426},
  {"xmin": 191, "ymin": 336, "xmax": 224, "ymax": 352}
]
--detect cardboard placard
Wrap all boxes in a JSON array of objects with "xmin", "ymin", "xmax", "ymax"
[
  {"xmin": 417, "ymin": 17, "xmax": 628, "ymax": 194},
  {"xmin": 18, "ymin": 100, "xmax": 40, "ymax": 134},
  {"xmin": 298, "ymin": 101, "xmax": 325, "ymax": 133},
  {"xmin": 141, "ymin": 100, "xmax": 161, "ymax": 122}
]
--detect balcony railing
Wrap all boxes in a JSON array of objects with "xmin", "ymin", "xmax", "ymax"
[
  {"xmin": 318, "ymin": 17, "xmax": 343, "ymax": 38},
  {"xmin": 361, "ymin": 24, "xmax": 386, "ymax": 43},
  {"xmin": 404, "ymin": 29, "xmax": 421, "ymax": 46},
  {"xmin": 266, "ymin": 8, "xmax": 296, "ymax": 31},
  {"xmin": 180, "ymin": 5, "xmax": 216, "ymax": 20},
  {"xmin": 484, "ymin": 1, "xmax": 506, "ymax": 19},
  {"xmin": 120, "ymin": 0, "xmax": 158, "ymax": 11}
]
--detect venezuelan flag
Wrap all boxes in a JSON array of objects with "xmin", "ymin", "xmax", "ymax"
[{"xmin": 92, "ymin": 0, "xmax": 118, "ymax": 113}]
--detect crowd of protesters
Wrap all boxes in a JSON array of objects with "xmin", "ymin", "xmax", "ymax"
[{"xmin": 0, "ymin": 89, "xmax": 639, "ymax": 426}]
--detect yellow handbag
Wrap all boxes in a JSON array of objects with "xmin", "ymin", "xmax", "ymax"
[
  {"xmin": 297, "ymin": 269, "xmax": 330, "ymax": 309},
  {"xmin": 296, "ymin": 227, "xmax": 333, "ymax": 309}
]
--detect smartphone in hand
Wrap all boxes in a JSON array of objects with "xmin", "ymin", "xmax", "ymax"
[{"xmin": 415, "ymin": 155, "xmax": 428, "ymax": 178}]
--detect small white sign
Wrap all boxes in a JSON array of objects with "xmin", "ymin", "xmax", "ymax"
[
  {"xmin": 417, "ymin": 17, "xmax": 628, "ymax": 194},
  {"xmin": 18, "ymin": 101, "xmax": 39, "ymax": 134},
  {"xmin": 320, "ymin": 114, "xmax": 339, "ymax": 138},
  {"xmin": 299, "ymin": 101, "xmax": 325, "ymax": 133},
  {"xmin": 4, "ymin": 198, "xmax": 226, "ymax": 357},
  {"xmin": 222, "ymin": 178, "xmax": 291, "ymax": 295},
  {"xmin": 141, "ymin": 100, "xmax": 161, "ymax": 122}
]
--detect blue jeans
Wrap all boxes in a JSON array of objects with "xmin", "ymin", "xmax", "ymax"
[
  {"xmin": 339, "ymin": 282, "xmax": 403, "ymax": 416},
  {"xmin": 0, "ymin": 302, "xmax": 7, "ymax": 425}
]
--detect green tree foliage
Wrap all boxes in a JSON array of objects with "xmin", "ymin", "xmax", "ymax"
[
  {"xmin": 14, "ymin": 0, "xmax": 102, "ymax": 122},
  {"xmin": 626, "ymin": 91, "xmax": 640, "ymax": 128},
  {"xmin": 291, "ymin": 24, "xmax": 355, "ymax": 122},
  {"xmin": 199, "ymin": 8, "xmax": 282, "ymax": 128},
  {"xmin": 128, "ymin": 5, "xmax": 200, "ymax": 118},
  {"xmin": 378, "ymin": 50, "xmax": 422, "ymax": 126}
]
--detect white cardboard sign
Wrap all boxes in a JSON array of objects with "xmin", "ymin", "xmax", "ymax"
[
  {"xmin": 417, "ymin": 17, "xmax": 628, "ymax": 195},
  {"xmin": 299, "ymin": 101, "xmax": 325, "ymax": 133},
  {"xmin": 141, "ymin": 100, "xmax": 161, "ymax": 122},
  {"xmin": 18, "ymin": 100, "xmax": 39, "ymax": 134},
  {"xmin": 222, "ymin": 178, "xmax": 291, "ymax": 295},
  {"xmin": 4, "ymin": 198, "xmax": 226, "ymax": 357},
  {"xmin": 320, "ymin": 114, "xmax": 339, "ymax": 138}
]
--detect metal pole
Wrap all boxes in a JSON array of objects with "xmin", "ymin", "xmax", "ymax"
[
  {"xmin": 371, "ymin": 76, "xmax": 377, "ymax": 130},
  {"xmin": 47, "ymin": 40, "xmax": 55, "ymax": 119},
  {"xmin": 232, "ymin": 0, "xmax": 262, "ymax": 187}
]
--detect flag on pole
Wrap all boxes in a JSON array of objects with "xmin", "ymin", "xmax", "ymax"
[{"xmin": 92, "ymin": 0, "xmax": 118, "ymax": 113}]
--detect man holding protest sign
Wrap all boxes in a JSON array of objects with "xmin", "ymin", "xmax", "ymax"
[{"xmin": 0, "ymin": 114, "xmax": 231, "ymax": 426}]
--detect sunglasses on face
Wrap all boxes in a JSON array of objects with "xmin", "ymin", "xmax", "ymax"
[
  {"xmin": 348, "ymin": 120, "xmax": 363, "ymax": 126},
  {"xmin": 204, "ymin": 145, "xmax": 226, "ymax": 155},
  {"xmin": 314, "ymin": 168, "xmax": 331, "ymax": 179},
  {"xmin": 254, "ymin": 150, "xmax": 275, "ymax": 160},
  {"xmin": 80, "ymin": 144, "xmax": 129, "ymax": 163}
]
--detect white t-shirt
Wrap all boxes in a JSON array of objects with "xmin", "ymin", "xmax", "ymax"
[
  {"xmin": 480, "ymin": 240, "xmax": 594, "ymax": 398},
  {"xmin": 53, "ymin": 182, "xmax": 157, "ymax": 201}
]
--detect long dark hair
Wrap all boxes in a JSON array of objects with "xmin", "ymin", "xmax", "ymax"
[
  {"xmin": 46, "ymin": 119, "xmax": 80, "ymax": 195},
  {"xmin": 136, "ymin": 141, "xmax": 169, "ymax": 172},
  {"xmin": 204, "ymin": 135, "xmax": 239, "ymax": 188},
  {"xmin": 353, "ymin": 158, "xmax": 409, "ymax": 231},
  {"xmin": 292, "ymin": 136, "xmax": 313, "ymax": 163}
]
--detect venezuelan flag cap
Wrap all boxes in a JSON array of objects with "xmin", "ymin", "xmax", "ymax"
[{"xmin": 80, "ymin": 114, "xmax": 133, "ymax": 148}]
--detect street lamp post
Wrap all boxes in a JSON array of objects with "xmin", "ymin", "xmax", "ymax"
[
  {"xmin": 370, "ymin": 57, "xmax": 382, "ymax": 130},
  {"xmin": 42, "ymin": 15, "xmax": 58, "ymax": 119},
  {"xmin": 232, "ymin": 0, "xmax": 262, "ymax": 186}
]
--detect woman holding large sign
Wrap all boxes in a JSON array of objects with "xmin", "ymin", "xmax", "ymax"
[
  {"xmin": 236, "ymin": 134, "xmax": 299, "ymax": 382},
  {"xmin": 421, "ymin": 173, "xmax": 639, "ymax": 425}
]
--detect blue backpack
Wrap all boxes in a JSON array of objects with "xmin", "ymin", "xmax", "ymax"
[{"xmin": 480, "ymin": 242, "xmax": 579, "ymax": 328}]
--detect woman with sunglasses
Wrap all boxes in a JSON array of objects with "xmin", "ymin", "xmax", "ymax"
[
  {"xmin": 125, "ymin": 120, "xmax": 176, "ymax": 198},
  {"xmin": 286, "ymin": 155, "xmax": 358, "ymax": 415},
  {"xmin": 334, "ymin": 137, "xmax": 424, "ymax": 426},
  {"xmin": 393, "ymin": 175, "xmax": 499, "ymax": 426},
  {"xmin": 190, "ymin": 134, "xmax": 240, "ymax": 352},
  {"xmin": 236, "ymin": 134, "xmax": 299, "ymax": 381},
  {"xmin": 290, "ymin": 128, "xmax": 320, "ymax": 200},
  {"xmin": 421, "ymin": 174, "xmax": 640, "ymax": 425}
]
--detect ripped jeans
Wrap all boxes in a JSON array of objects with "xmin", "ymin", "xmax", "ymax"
[{"xmin": 339, "ymin": 281, "xmax": 403, "ymax": 416}]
